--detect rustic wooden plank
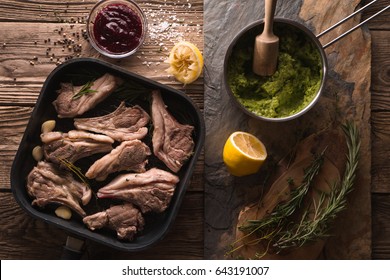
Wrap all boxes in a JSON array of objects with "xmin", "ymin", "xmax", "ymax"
[
  {"xmin": 0, "ymin": 0, "xmax": 204, "ymax": 23},
  {"xmin": 371, "ymin": 111, "xmax": 390, "ymax": 194},
  {"xmin": 0, "ymin": 0, "xmax": 204, "ymax": 105},
  {"xmin": 372, "ymin": 91, "xmax": 390, "ymax": 112},
  {"xmin": 370, "ymin": 30, "xmax": 390, "ymax": 194},
  {"xmin": 361, "ymin": 0, "xmax": 390, "ymax": 29},
  {"xmin": 0, "ymin": 106, "xmax": 32, "ymax": 190},
  {"xmin": 0, "ymin": 0, "xmax": 90, "ymax": 22},
  {"xmin": 0, "ymin": 21, "xmax": 204, "ymax": 106},
  {"xmin": 189, "ymin": 152, "xmax": 205, "ymax": 192},
  {"xmin": 0, "ymin": 191, "xmax": 203, "ymax": 259},
  {"xmin": 366, "ymin": 4, "xmax": 390, "ymax": 260},
  {"xmin": 372, "ymin": 194, "xmax": 390, "ymax": 259},
  {"xmin": 0, "ymin": 192, "xmax": 68, "ymax": 259},
  {"xmin": 370, "ymin": 31, "xmax": 390, "ymax": 92}
]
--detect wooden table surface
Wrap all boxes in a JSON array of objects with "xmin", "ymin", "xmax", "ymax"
[{"xmin": 0, "ymin": 0, "xmax": 389, "ymax": 260}]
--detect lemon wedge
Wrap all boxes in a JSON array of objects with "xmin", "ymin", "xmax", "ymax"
[
  {"xmin": 166, "ymin": 41, "xmax": 204, "ymax": 85},
  {"xmin": 223, "ymin": 131, "xmax": 267, "ymax": 177}
]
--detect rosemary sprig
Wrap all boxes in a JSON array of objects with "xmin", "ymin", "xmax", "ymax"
[
  {"xmin": 239, "ymin": 150, "xmax": 325, "ymax": 234},
  {"xmin": 273, "ymin": 122, "xmax": 360, "ymax": 249},
  {"xmin": 226, "ymin": 151, "xmax": 325, "ymax": 257},
  {"xmin": 57, "ymin": 157, "xmax": 89, "ymax": 186},
  {"xmin": 228, "ymin": 123, "xmax": 360, "ymax": 257},
  {"xmin": 72, "ymin": 80, "xmax": 98, "ymax": 100}
]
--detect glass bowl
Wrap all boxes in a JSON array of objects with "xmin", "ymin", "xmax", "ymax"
[{"xmin": 87, "ymin": 0, "xmax": 148, "ymax": 59}]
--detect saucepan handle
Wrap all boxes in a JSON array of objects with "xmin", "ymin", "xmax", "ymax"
[{"xmin": 317, "ymin": 0, "xmax": 389, "ymax": 49}]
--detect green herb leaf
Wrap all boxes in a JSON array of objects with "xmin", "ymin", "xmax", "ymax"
[
  {"xmin": 228, "ymin": 122, "xmax": 360, "ymax": 257},
  {"xmin": 272, "ymin": 122, "xmax": 360, "ymax": 249},
  {"xmin": 238, "ymin": 150, "xmax": 325, "ymax": 235},
  {"xmin": 72, "ymin": 80, "xmax": 98, "ymax": 100},
  {"xmin": 56, "ymin": 157, "xmax": 89, "ymax": 186}
]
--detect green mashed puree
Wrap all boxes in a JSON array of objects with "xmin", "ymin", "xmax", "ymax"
[{"xmin": 227, "ymin": 23, "xmax": 323, "ymax": 118}]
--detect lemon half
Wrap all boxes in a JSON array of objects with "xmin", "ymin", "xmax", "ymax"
[
  {"xmin": 223, "ymin": 131, "xmax": 267, "ymax": 177},
  {"xmin": 166, "ymin": 41, "xmax": 204, "ymax": 85}
]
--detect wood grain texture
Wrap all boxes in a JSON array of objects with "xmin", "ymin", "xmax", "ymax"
[
  {"xmin": 370, "ymin": 30, "xmax": 390, "ymax": 194},
  {"xmin": 0, "ymin": 0, "xmax": 203, "ymax": 23},
  {"xmin": 360, "ymin": 0, "xmax": 390, "ymax": 259},
  {"xmin": 0, "ymin": 106, "xmax": 32, "ymax": 189},
  {"xmin": 361, "ymin": 0, "xmax": 390, "ymax": 29},
  {"xmin": 0, "ymin": 0, "xmax": 204, "ymax": 259},
  {"xmin": 0, "ymin": 192, "xmax": 68, "ymax": 259},
  {"xmin": 372, "ymin": 194, "xmax": 390, "ymax": 259},
  {"xmin": 0, "ymin": 0, "xmax": 389, "ymax": 260},
  {"xmin": 0, "ymin": 23, "xmax": 203, "ymax": 106}
]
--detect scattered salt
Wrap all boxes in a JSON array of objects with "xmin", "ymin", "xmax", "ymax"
[{"xmin": 140, "ymin": 1, "xmax": 203, "ymax": 68}]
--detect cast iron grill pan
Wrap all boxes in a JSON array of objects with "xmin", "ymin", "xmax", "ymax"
[{"xmin": 11, "ymin": 58, "xmax": 205, "ymax": 252}]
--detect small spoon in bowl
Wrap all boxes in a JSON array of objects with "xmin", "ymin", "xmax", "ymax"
[{"xmin": 253, "ymin": 0, "xmax": 279, "ymax": 76}]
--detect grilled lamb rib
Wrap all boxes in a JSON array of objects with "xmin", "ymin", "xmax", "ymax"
[
  {"xmin": 151, "ymin": 90, "xmax": 195, "ymax": 173},
  {"xmin": 53, "ymin": 73, "xmax": 122, "ymax": 118},
  {"xmin": 97, "ymin": 168, "xmax": 179, "ymax": 213},
  {"xmin": 85, "ymin": 139, "xmax": 151, "ymax": 181},
  {"xmin": 26, "ymin": 161, "xmax": 92, "ymax": 217},
  {"xmin": 41, "ymin": 130, "xmax": 114, "ymax": 165},
  {"xmin": 83, "ymin": 204, "xmax": 144, "ymax": 241},
  {"xmin": 74, "ymin": 102, "xmax": 150, "ymax": 142}
]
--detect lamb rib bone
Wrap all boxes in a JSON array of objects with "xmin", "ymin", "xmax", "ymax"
[
  {"xmin": 151, "ymin": 90, "xmax": 195, "ymax": 173},
  {"xmin": 97, "ymin": 168, "xmax": 179, "ymax": 213},
  {"xmin": 26, "ymin": 161, "xmax": 92, "ymax": 217},
  {"xmin": 41, "ymin": 130, "xmax": 114, "ymax": 166},
  {"xmin": 74, "ymin": 101, "xmax": 150, "ymax": 141},
  {"xmin": 85, "ymin": 139, "xmax": 151, "ymax": 181}
]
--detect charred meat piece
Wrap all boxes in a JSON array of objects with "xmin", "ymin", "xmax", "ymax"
[
  {"xmin": 83, "ymin": 204, "xmax": 144, "ymax": 241},
  {"xmin": 97, "ymin": 168, "xmax": 179, "ymax": 213},
  {"xmin": 86, "ymin": 140, "xmax": 151, "ymax": 181},
  {"xmin": 53, "ymin": 73, "xmax": 122, "ymax": 118},
  {"xmin": 74, "ymin": 102, "xmax": 150, "ymax": 141},
  {"xmin": 41, "ymin": 130, "xmax": 114, "ymax": 165},
  {"xmin": 26, "ymin": 161, "xmax": 92, "ymax": 217},
  {"xmin": 151, "ymin": 90, "xmax": 195, "ymax": 173}
]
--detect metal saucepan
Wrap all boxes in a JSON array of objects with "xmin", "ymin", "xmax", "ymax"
[{"xmin": 224, "ymin": 1, "xmax": 389, "ymax": 122}]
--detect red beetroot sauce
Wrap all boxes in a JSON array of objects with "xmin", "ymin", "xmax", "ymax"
[{"xmin": 93, "ymin": 3, "xmax": 143, "ymax": 54}]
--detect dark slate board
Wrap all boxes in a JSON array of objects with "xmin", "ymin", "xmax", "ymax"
[{"xmin": 204, "ymin": 0, "xmax": 371, "ymax": 259}]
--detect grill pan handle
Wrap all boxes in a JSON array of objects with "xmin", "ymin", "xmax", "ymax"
[{"xmin": 61, "ymin": 236, "xmax": 85, "ymax": 260}]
